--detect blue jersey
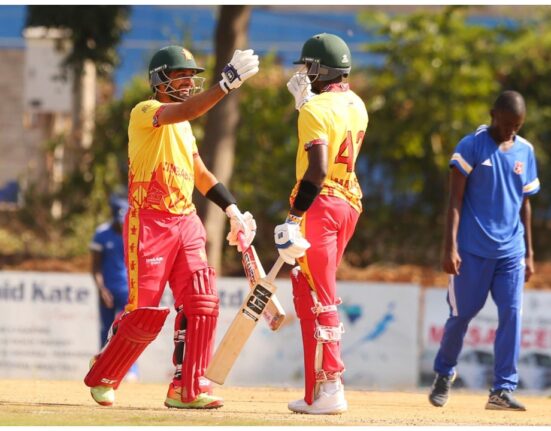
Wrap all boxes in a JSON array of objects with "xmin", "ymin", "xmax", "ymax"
[
  {"xmin": 90, "ymin": 222, "xmax": 128, "ymax": 294},
  {"xmin": 450, "ymin": 125, "xmax": 540, "ymax": 259}
]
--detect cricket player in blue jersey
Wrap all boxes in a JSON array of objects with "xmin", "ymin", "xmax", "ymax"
[
  {"xmin": 90, "ymin": 194, "xmax": 138, "ymax": 379},
  {"xmin": 429, "ymin": 91, "xmax": 539, "ymax": 411}
]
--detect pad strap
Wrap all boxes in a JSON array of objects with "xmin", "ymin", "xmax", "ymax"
[
  {"xmin": 172, "ymin": 305, "xmax": 187, "ymax": 382},
  {"xmin": 291, "ymin": 268, "xmax": 345, "ymax": 405},
  {"xmin": 315, "ymin": 323, "xmax": 345, "ymax": 342}
]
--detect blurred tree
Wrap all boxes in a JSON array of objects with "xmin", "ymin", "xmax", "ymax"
[
  {"xmin": 12, "ymin": 6, "xmax": 551, "ymax": 272},
  {"xmin": 353, "ymin": 6, "xmax": 511, "ymax": 264},
  {"xmin": 25, "ymin": 6, "xmax": 130, "ymax": 216},
  {"xmin": 496, "ymin": 9, "xmax": 551, "ymax": 258},
  {"xmin": 229, "ymin": 56, "xmax": 298, "ymax": 265},
  {"xmin": 198, "ymin": 5, "xmax": 252, "ymax": 272},
  {"xmin": 91, "ymin": 77, "xmax": 151, "ymax": 198}
]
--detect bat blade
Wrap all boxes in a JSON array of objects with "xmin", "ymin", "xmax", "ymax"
[
  {"xmin": 241, "ymin": 245, "xmax": 286, "ymax": 331},
  {"xmin": 206, "ymin": 258, "xmax": 284, "ymax": 385}
]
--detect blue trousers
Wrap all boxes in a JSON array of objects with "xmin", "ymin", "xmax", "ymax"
[
  {"xmin": 433, "ymin": 249, "xmax": 525, "ymax": 391},
  {"xmin": 99, "ymin": 288, "xmax": 138, "ymax": 377},
  {"xmin": 99, "ymin": 289, "xmax": 129, "ymax": 347}
]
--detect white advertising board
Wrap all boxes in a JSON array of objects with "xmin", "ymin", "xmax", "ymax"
[
  {"xmin": 0, "ymin": 271, "xmax": 99, "ymax": 380},
  {"xmin": 422, "ymin": 288, "xmax": 551, "ymax": 390},
  {"xmin": 0, "ymin": 271, "xmax": 420, "ymax": 390},
  {"xmin": 141, "ymin": 279, "xmax": 420, "ymax": 389}
]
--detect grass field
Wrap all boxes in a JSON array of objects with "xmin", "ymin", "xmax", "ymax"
[{"xmin": 0, "ymin": 380, "xmax": 550, "ymax": 426}]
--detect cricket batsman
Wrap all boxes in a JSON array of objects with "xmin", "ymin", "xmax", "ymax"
[
  {"xmin": 274, "ymin": 33, "xmax": 368, "ymax": 414},
  {"xmin": 84, "ymin": 45, "xmax": 258, "ymax": 409}
]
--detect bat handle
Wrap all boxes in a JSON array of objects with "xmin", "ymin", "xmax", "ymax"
[
  {"xmin": 265, "ymin": 257, "xmax": 285, "ymax": 283},
  {"xmin": 237, "ymin": 231, "xmax": 248, "ymax": 252}
]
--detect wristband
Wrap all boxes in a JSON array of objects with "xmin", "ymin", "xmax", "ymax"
[
  {"xmin": 205, "ymin": 182, "xmax": 236, "ymax": 211},
  {"xmin": 293, "ymin": 180, "xmax": 320, "ymax": 212}
]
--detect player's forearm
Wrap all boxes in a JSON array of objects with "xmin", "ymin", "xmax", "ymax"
[
  {"xmin": 91, "ymin": 253, "xmax": 106, "ymax": 290},
  {"xmin": 195, "ymin": 171, "xmax": 219, "ymax": 197},
  {"xmin": 290, "ymin": 147, "xmax": 327, "ymax": 217},
  {"xmin": 443, "ymin": 206, "xmax": 461, "ymax": 253},
  {"xmin": 521, "ymin": 198, "xmax": 534, "ymax": 258},
  {"xmin": 92, "ymin": 271, "xmax": 107, "ymax": 292},
  {"xmin": 444, "ymin": 168, "xmax": 466, "ymax": 253},
  {"xmin": 158, "ymin": 85, "xmax": 226, "ymax": 125}
]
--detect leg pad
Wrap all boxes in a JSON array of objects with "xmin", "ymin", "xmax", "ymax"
[
  {"xmin": 84, "ymin": 307, "xmax": 169, "ymax": 389},
  {"xmin": 177, "ymin": 268, "xmax": 219, "ymax": 402}
]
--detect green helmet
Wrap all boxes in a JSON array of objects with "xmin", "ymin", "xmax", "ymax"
[
  {"xmin": 149, "ymin": 45, "xmax": 205, "ymax": 99},
  {"xmin": 294, "ymin": 33, "xmax": 351, "ymax": 82}
]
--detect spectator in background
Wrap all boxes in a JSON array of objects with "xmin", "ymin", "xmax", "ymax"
[{"xmin": 90, "ymin": 193, "xmax": 138, "ymax": 380}]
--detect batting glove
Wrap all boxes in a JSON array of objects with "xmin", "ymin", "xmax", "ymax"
[
  {"xmin": 274, "ymin": 215, "xmax": 311, "ymax": 265},
  {"xmin": 219, "ymin": 49, "xmax": 260, "ymax": 94},
  {"xmin": 287, "ymin": 73, "xmax": 314, "ymax": 110},
  {"xmin": 226, "ymin": 204, "xmax": 257, "ymax": 252}
]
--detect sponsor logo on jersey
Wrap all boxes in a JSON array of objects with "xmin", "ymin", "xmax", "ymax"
[{"xmin": 482, "ymin": 159, "xmax": 493, "ymax": 167}]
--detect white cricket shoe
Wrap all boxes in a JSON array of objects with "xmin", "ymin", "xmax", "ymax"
[
  {"xmin": 288, "ymin": 381, "xmax": 348, "ymax": 415},
  {"xmin": 90, "ymin": 385, "xmax": 115, "ymax": 406}
]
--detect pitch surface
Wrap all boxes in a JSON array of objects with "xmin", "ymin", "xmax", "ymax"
[{"xmin": 0, "ymin": 380, "xmax": 549, "ymax": 426}]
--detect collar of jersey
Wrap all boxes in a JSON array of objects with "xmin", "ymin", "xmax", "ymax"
[{"xmin": 321, "ymin": 83, "xmax": 350, "ymax": 93}]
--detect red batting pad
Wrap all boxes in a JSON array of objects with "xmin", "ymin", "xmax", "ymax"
[
  {"xmin": 84, "ymin": 307, "xmax": 169, "ymax": 389},
  {"xmin": 179, "ymin": 268, "xmax": 219, "ymax": 402}
]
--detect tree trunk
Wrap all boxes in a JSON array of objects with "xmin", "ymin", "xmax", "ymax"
[
  {"xmin": 56, "ymin": 59, "xmax": 96, "ymax": 219},
  {"xmin": 198, "ymin": 5, "xmax": 251, "ymax": 273}
]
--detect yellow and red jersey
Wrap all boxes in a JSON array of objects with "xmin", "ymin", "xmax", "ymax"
[
  {"xmin": 128, "ymin": 99, "xmax": 198, "ymax": 215},
  {"xmin": 291, "ymin": 83, "xmax": 368, "ymax": 213}
]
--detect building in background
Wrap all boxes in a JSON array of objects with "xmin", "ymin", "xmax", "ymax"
[{"xmin": 0, "ymin": 25, "xmax": 95, "ymax": 214}]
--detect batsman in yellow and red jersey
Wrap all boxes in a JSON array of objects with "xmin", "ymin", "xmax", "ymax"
[
  {"xmin": 274, "ymin": 33, "xmax": 368, "ymax": 415},
  {"xmin": 85, "ymin": 45, "xmax": 259, "ymax": 409}
]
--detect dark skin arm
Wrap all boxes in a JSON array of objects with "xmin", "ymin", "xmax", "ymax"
[
  {"xmin": 520, "ymin": 197, "xmax": 535, "ymax": 282},
  {"xmin": 91, "ymin": 250, "xmax": 114, "ymax": 308},
  {"xmin": 289, "ymin": 144, "xmax": 328, "ymax": 217},
  {"xmin": 156, "ymin": 85, "xmax": 226, "ymax": 125},
  {"xmin": 442, "ymin": 167, "xmax": 467, "ymax": 275}
]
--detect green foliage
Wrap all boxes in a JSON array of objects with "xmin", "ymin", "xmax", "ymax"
[
  {"xmin": 11, "ymin": 7, "xmax": 551, "ymax": 269},
  {"xmin": 494, "ymin": 9, "xmax": 551, "ymax": 257},
  {"xmin": 351, "ymin": 6, "xmax": 510, "ymax": 264},
  {"xmin": 230, "ymin": 56, "xmax": 298, "ymax": 261}
]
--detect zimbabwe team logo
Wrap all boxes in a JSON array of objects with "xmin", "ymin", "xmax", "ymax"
[{"xmin": 181, "ymin": 48, "xmax": 194, "ymax": 60}]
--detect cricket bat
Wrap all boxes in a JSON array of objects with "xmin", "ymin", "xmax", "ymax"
[
  {"xmin": 206, "ymin": 255, "xmax": 286, "ymax": 385},
  {"xmin": 238, "ymin": 232, "xmax": 286, "ymax": 331}
]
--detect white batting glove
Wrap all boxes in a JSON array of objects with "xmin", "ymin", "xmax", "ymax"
[
  {"xmin": 274, "ymin": 215, "xmax": 311, "ymax": 265},
  {"xmin": 287, "ymin": 73, "xmax": 314, "ymax": 110},
  {"xmin": 219, "ymin": 49, "xmax": 260, "ymax": 94},
  {"xmin": 226, "ymin": 204, "xmax": 257, "ymax": 252}
]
